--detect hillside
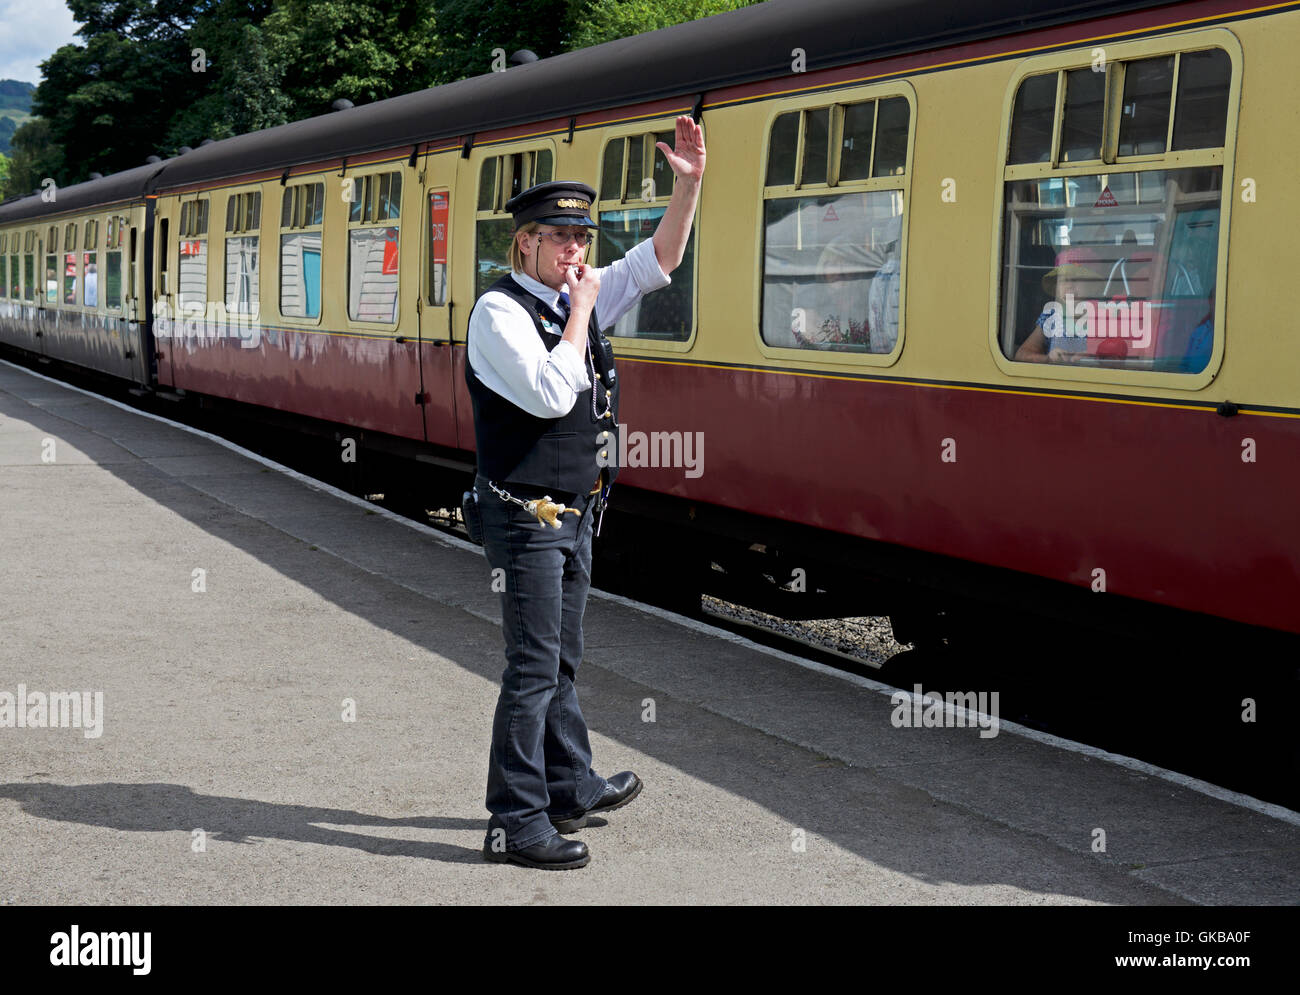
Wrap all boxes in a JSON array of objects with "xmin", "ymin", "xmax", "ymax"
[{"xmin": 0, "ymin": 81, "xmax": 36, "ymax": 155}]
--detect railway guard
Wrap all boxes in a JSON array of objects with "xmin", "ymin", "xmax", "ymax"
[{"xmin": 466, "ymin": 116, "xmax": 705, "ymax": 869}]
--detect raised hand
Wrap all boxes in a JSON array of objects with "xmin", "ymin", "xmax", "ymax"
[{"xmin": 656, "ymin": 115, "xmax": 706, "ymax": 184}]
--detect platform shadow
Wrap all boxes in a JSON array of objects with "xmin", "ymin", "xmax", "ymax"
[{"xmin": 0, "ymin": 781, "xmax": 483, "ymax": 863}]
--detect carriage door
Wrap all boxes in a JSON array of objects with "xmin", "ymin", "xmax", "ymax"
[{"xmin": 419, "ymin": 187, "xmax": 458, "ymax": 448}]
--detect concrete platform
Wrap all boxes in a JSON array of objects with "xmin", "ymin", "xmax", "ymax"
[{"xmin": 0, "ymin": 359, "xmax": 1297, "ymax": 905}]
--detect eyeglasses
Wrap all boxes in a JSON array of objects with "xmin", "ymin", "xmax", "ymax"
[{"xmin": 536, "ymin": 230, "xmax": 592, "ymax": 246}]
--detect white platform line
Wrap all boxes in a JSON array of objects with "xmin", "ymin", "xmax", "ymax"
[{"xmin": 5, "ymin": 356, "xmax": 1298, "ymax": 828}]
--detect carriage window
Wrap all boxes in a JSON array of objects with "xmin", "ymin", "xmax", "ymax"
[
  {"xmin": 427, "ymin": 190, "xmax": 449, "ymax": 307},
  {"xmin": 24, "ymin": 231, "xmax": 36, "ymax": 302},
  {"xmin": 596, "ymin": 129, "xmax": 695, "ymax": 341},
  {"xmin": 475, "ymin": 148, "xmax": 553, "ymax": 297},
  {"xmin": 347, "ymin": 172, "xmax": 400, "ymax": 322},
  {"xmin": 41, "ymin": 228, "xmax": 56, "ymax": 303},
  {"xmin": 62, "ymin": 223, "xmax": 79, "ymax": 304},
  {"xmin": 63, "ymin": 252, "xmax": 77, "ymax": 304},
  {"xmin": 1060, "ymin": 68, "xmax": 1106, "ymax": 162},
  {"xmin": 83, "ymin": 220, "xmax": 99, "ymax": 307},
  {"xmin": 1117, "ymin": 56, "xmax": 1174, "ymax": 157},
  {"xmin": 225, "ymin": 191, "xmax": 261, "ymax": 315},
  {"xmin": 281, "ymin": 181, "xmax": 324, "ymax": 319},
  {"xmin": 105, "ymin": 217, "xmax": 124, "ymax": 310},
  {"xmin": 1000, "ymin": 46, "xmax": 1232, "ymax": 375},
  {"xmin": 1008, "ymin": 74, "xmax": 1057, "ymax": 164},
  {"xmin": 347, "ymin": 171, "xmax": 401, "ymax": 224},
  {"xmin": 760, "ymin": 96, "xmax": 910, "ymax": 354},
  {"xmin": 177, "ymin": 198, "xmax": 210, "ymax": 314},
  {"xmin": 1172, "ymin": 48, "xmax": 1231, "ymax": 150}
]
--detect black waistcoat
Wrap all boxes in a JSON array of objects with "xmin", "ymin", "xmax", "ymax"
[{"xmin": 466, "ymin": 274, "xmax": 619, "ymax": 495}]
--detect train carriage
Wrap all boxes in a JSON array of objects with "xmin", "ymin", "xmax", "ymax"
[
  {"xmin": 0, "ymin": 164, "xmax": 156, "ymax": 384},
  {"xmin": 1, "ymin": 0, "xmax": 1296, "ymax": 643}
]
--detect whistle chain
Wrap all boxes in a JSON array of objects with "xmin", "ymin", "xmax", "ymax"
[{"xmin": 487, "ymin": 480, "xmax": 581, "ymax": 529}]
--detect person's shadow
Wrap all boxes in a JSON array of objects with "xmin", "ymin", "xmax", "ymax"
[{"xmin": 0, "ymin": 781, "xmax": 484, "ymax": 862}]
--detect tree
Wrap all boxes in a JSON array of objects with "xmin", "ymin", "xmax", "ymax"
[
  {"xmin": 169, "ymin": 20, "xmax": 291, "ymax": 146},
  {"xmin": 0, "ymin": 117, "xmax": 18, "ymax": 156},
  {"xmin": 0, "ymin": 152, "xmax": 10, "ymax": 199},
  {"xmin": 5, "ymin": 118, "xmax": 61, "ymax": 198},
  {"xmin": 432, "ymin": 0, "xmax": 571, "ymax": 84},
  {"xmin": 263, "ymin": 0, "xmax": 440, "ymax": 117},
  {"xmin": 568, "ymin": 0, "xmax": 758, "ymax": 50},
  {"xmin": 32, "ymin": 1, "xmax": 204, "ymax": 182}
]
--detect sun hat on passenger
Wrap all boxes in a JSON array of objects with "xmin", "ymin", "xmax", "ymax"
[{"xmin": 1042, "ymin": 246, "xmax": 1104, "ymax": 295}]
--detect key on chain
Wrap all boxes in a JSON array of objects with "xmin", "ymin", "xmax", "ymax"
[{"xmin": 594, "ymin": 484, "xmax": 611, "ymax": 537}]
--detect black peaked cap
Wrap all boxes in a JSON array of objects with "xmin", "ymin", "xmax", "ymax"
[{"xmin": 506, "ymin": 181, "xmax": 598, "ymax": 228}]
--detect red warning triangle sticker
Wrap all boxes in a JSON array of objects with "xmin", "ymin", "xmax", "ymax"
[
  {"xmin": 823, "ymin": 205, "xmax": 839, "ymax": 221},
  {"xmin": 1094, "ymin": 185, "xmax": 1119, "ymax": 207}
]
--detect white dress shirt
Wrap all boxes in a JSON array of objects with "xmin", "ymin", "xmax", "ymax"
[{"xmin": 467, "ymin": 237, "xmax": 670, "ymax": 419}]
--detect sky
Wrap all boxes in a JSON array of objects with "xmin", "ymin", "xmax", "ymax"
[{"xmin": 0, "ymin": 0, "xmax": 79, "ymax": 86}]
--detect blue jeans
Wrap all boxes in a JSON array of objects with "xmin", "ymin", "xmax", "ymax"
[{"xmin": 477, "ymin": 475, "xmax": 608, "ymax": 851}]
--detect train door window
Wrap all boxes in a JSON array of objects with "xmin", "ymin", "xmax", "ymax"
[
  {"xmin": 83, "ymin": 220, "xmax": 99, "ymax": 308},
  {"xmin": 105, "ymin": 217, "xmax": 125, "ymax": 310},
  {"xmin": 595, "ymin": 128, "xmax": 696, "ymax": 341},
  {"xmin": 760, "ymin": 93, "xmax": 912, "ymax": 356},
  {"xmin": 62, "ymin": 222, "xmax": 79, "ymax": 305},
  {"xmin": 997, "ymin": 39, "xmax": 1236, "ymax": 380},
  {"xmin": 280, "ymin": 180, "xmax": 324, "ymax": 319},
  {"xmin": 24, "ymin": 230, "xmax": 36, "ymax": 302},
  {"xmin": 157, "ymin": 217, "xmax": 169, "ymax": 296},
  {"xmin": 474, "ymin": 146, "xmax": 553, "ymax": 297},
  {"xmin": 0, "ymin": 233, "xmax": 6, "ymax": 299},
  {"xmin": 44, "ymin": 226, "xmax": 58, "ymax": 303},
  {"xmin": 176, "ymin": 198, "xmax": 209, "ymax": 315},
  {"xmin": 346, "ymin": 170, "xmax": 400, "ymax": 323},
  {"xmin": 224, "ymin": 190, "xmax": 261, "ymax": 315},
  {"xmin": 129, "ymin": 224, "xmax": 138, "ymax": 302},
  {"xmin": 427, "ymin": 189, "xmax": 449, "ymax": 307}
]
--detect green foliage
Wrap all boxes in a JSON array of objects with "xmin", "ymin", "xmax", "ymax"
[
  {"xmin": 433, "ymin": 0, "xmax": 574, "ymax": 84},
  {"xmin": 0, "ymin": 117, "xmax": 19, "ymax": 156},
  {"xmin": 170, "ymin": 21, "xmax": 291, "ymax": 146},
  {"xmin": 0, "ymin": 152, "xmax": 10, "ymax": 196},
  {"xmin": 568, "ymin": 0, "xmax": 758, "ymax": 50},
  {"xmin": 33, "ymin": 2, "xmax": 204, "ymax": 182},
  {"xmin": 4, "ymin": 118, "xmax": 60, "ymax": 199},
  {"xmin": 264, "ymin": 0, "xmax": 440, "ymax": 116},
  {"xmin": 19, "ymin": 0, "xmax": 741, "ymax": 189}
]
